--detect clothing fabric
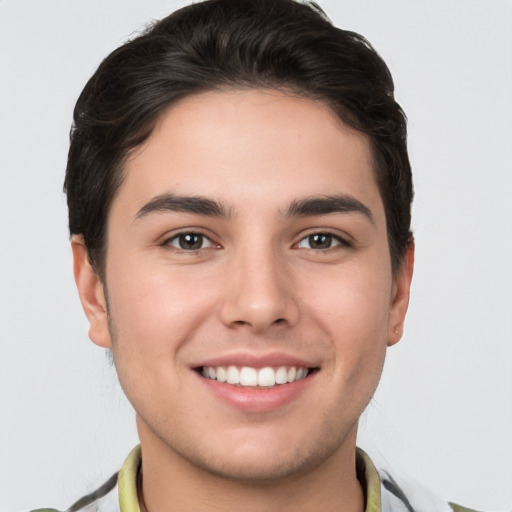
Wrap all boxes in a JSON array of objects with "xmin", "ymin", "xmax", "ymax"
[{"xmin": 31, "ymin": 445, "xmax": 482, "ymax": 512}]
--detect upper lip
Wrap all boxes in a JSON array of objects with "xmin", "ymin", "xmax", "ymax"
[{"xmin": 192, "ymin": 352, "xmax": 319, "ymax": 369}]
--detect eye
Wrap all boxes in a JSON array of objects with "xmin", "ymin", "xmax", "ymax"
[
  {"xmin": 297, "ymin": 232, "xmax": 346, "ymax": 250},
  {"xmin": 165, "ymin": 232, "xmax": 216, "ymax": 251}
]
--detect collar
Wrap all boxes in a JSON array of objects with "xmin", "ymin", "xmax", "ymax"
[
  {"xmin": 117, "ymin": 445, "xmax": 381, "ymax": 512},
  {"xmin": 357, "ymin": 448, "xmax": 382, "ymax": 512},
  {"xmin": 118, "ymin": 445, "xmax": 142, "ymax": 512}
]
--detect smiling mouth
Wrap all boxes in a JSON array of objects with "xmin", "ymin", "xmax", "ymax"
[{"xmin": 197, "ymin": 365, "xmax": 317, "ymax": 388}]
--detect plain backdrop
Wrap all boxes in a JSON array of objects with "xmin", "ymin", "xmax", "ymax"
[{"xmin": 1, "ymin": 1, "xmax": 511, "ymax": 511}]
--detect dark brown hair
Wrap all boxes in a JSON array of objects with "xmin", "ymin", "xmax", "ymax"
[{"xmin": 64, "ymin": 0, "xmax": 413, "ymax": 277}]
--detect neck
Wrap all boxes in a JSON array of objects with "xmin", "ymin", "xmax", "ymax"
[{"xmin": 136, "ymin": 419, "xmax": 365, "ymax": 512}]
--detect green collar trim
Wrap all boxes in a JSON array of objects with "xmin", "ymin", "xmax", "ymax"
[
  {"xmin": 118, "ymin": 445, "xmax": 142, "ymax": 512},
  {"xmin": 357, "ymin": 448, "xmax": 381, "ymax": 512}
]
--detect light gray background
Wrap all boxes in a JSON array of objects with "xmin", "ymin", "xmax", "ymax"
[{"xmin": 1, "ymin": 1, "xmax": 511, "ymax": 511}]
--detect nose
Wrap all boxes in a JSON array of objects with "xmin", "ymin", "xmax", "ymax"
[{"xmin": 219, "ymin": 247, "xmax": 299, "ymax": 333}]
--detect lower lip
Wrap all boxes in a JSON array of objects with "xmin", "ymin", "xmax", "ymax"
[{"xmin": 197, "ymin": 372, "xmax": 316, "ymax": 413}]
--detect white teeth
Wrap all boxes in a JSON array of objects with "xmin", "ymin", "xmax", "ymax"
[
  {"xmin": 287, "ymin": 366, "xmax": 297, "ymax": 383},
  {"xmin": 275, "ymin": 366, "xmax": 288, "ymax": 385},
  {"xmin": 201, "ymin": 365, "xmax": 311, "ymax": 387},
  {"xmin": 240, "ymin": 367, "xmax": 258, "ymax": 386},
  {"xmin": 226, "ymin": 365, "xmax": 240, "ymax": 384},
  {"xmin": 257, "ymin": 367, "xmax": 276, "ymax": 387},
  {"xmin": 216, "ymin": 366, "xmax": 227, "ymax": 383}
]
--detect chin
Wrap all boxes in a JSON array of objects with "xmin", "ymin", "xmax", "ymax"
[
  {"xmin": 189, "ymin": 449, "xmax": 324, "ymax": 484},
  {"xmin": 173, "ymin": 424, "xmax": 350, "ymax": 485}
]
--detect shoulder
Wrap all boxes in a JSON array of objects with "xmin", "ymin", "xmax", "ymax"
[
  {"xmin": 27, "ymin": 446, "xmax": 141, "ymax": 512},
  {"xmin": 379, "ymin": 468, "xmax": 488, "ymax": 512},
  {"xmin": 28, "ymin": 472, "xmax": 119, "ymax": 512},
  {"xmin": 357, "ymin": 448, "xmax": 494, "ymax": 512}
]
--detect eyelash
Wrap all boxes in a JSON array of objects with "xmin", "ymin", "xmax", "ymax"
[
  {"xmin": 161, "ymin": 230, "xmax": 351, "ymax": 253},
  {"xmin": 296, "ymin": 231, "xmax": 352, "ymax": 251},
  {"xmin": 161, "ymin": 231, "xmax": 218, "ymax": 252}
]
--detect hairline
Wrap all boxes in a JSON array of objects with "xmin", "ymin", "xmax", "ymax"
[{"xmin": 88, "ymin": 84, "xmax": 406, "ymax": 281}]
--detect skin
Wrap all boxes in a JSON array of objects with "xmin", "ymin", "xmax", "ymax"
[{"xmin": 73, "ymin": 89, "xmax": 414, "ymax": 512}]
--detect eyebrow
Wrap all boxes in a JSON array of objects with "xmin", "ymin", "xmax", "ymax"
[
  {"xmin": 284, "ymin": 195, "xmax": 374, "ymax": 224},
  {"xmin": 135, "ymin": 193, "xmax": 374, "ymax": 224},
  {"xmin": 135, "ymin": 194, "xmax": 229, "ymax": 220}
]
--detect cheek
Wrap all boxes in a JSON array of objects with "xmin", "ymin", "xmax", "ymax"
[
  {"xmin": 302, "ymin": 264, "xmax": 391, "ymax": 389},
  {"xmin": 305, "ymin": 263, "xmax": 392, "ymax": 339},
  {"xmin": 104, "ymin": 265, "xmax": 206, "ymax": 412},
  {"xmin": 105, "ymin": 258, "xmax": 219, "ymax": 357}
]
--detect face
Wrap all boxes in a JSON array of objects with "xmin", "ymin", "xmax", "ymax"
[{"xmin": 74, "ymin": 89, "xmax": 412, "ymax": 482}]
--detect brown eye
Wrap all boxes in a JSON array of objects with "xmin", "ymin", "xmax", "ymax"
[
  {"xmin": 297, "ymin": 233, "xmax": 344, "ymax": 250},
  {"xmin": 309, "ymin": 234, "xmax": 332, "ymax": 249},
  {"xmin": 167, "ymin": 232, "xmax": 213, "ymax": 250}
]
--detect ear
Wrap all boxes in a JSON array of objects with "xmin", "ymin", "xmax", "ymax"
[
  {"xmin": 387, "ymin": 241, "xmax": 414, "ymax": 346},
  {"xmin": 71, "ymin": 235, "xmax": 112, "ymax": 348}
]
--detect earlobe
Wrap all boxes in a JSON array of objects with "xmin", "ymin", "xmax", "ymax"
[
  {"xmin": 71, "ymin": 235, "xmax": 112, "ymax": 348},
  {"xmin": 387, "ymin": 241, "xmax": 415, "ymax": 346}
]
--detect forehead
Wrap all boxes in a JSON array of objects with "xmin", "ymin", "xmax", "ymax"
[{"xmin": 117, "ymin": 89, "xmax": 382, "ymax": 219}]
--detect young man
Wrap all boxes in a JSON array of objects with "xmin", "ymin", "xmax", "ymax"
[{"xmin": 33, "ymin": 0, "xmax": 484, "ymax": 511}]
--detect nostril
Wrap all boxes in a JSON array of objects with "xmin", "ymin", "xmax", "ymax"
[{"xmin": 232, "ymin": 320, "xmax": 251, "ymax": 327}]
